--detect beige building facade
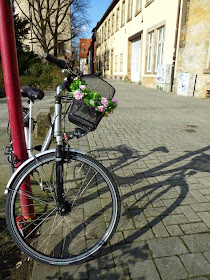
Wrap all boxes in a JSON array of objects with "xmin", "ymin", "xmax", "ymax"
[{"xmin": 95, "ymin": 0, "xmax": 210, "ymax": 98}]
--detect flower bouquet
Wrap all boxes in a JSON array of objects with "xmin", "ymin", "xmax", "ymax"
[{"xmin": 68, "ymin": 76, "xmax": 118, "ymax": 131}]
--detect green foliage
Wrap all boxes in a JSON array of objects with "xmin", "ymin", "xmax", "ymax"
[
  {"xmin": 14, "ymin": 14, "xmax": 39, "ymax": 75},
  {"xmin": 19, "ymin": 62, "xmax": 63, "ymax": 89}
]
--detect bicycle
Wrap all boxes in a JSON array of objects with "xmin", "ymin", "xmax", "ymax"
[{"xmin": 4, "ymin": 54, "xmax": 121, "ymax": 266}]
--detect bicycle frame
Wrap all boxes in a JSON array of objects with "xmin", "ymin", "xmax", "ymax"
[{"xmin": 24, "ymin": 84, "xmax": 64, "ymax": 157}]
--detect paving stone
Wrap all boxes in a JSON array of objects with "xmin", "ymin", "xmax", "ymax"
[
  {"xmin": 191, "ymin": 203, "xmax": 210, "ymax": 212},
  {"xmin": 180, "ymin": 222, "xmax": 209, "ymax": 234},
  {"xmin": 144, "ymin": 206, "xmax": 170, "ymax": 218},
  {"xmin": 129, "ymin": 260, "xmax": 160, "ymax": 280},
  {"xmin": 147, "ymin": 217, "xmax": 170, "ymax": 238},
  {"xmin": 155, "ymin": 256, "xmax": 188, "ymax": 280},
  {"xmin": 179, "ymin": 205, "xmax": 201, "ymax": 222},
  {"xmin": 111, "ymin": 241, "xmax": 150, "ymax": 265},
  {"xmin": 190, "ymin": 190, "xmax": 208, "ymax": 203},
  {"xmin": 181, "ymin": 233, "xmax": 210, "ymax": 253},
  {"xmin": 32, "ymin": 262, "xmax": 60, "ymax": 280},
  {"xmin": 197, "ymin": 212, "xmax": 210, "ymax": 228},
  {"xmin": 180, "ymin": 253, "xmax": 210, "ymax": 276},
  {"xmin": 148, "ymin": 237, "xmax": 188, "ymax": 257},
  {"xmin": 123, "ymin": 228, "xmax": 155, "ymax": 243},
  {"xmin": 203, "ymin": 251, "xmax": 210, "ymax": 263},
  {"xmin": 166, "ymin": 225, "xmax": 183, "ymax": 236},
  {"xmin": 188, "ymin": 278, "xmax": 209, "ymax": 280},
  {"xmin": 89, "ymin": 267, "xmax": 117, "ymax": 280},
  {"xmin": 88, "ymin": 245, "xmax": 115, "ymax": 270},
  {"xmin": 114, "ymin": 265, "xmax": 131, "ymax": 279},
  {"xmin": 60, "ymin": 263, "xmax": 88, "ymax": 280},
  {"xmin": 162, "ymin": 214, "xmax": 189, "ymax": 226}
]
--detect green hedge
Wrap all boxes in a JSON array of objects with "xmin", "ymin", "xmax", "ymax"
[
  {"xmin": 19, "ymin": 62, "xmax": 64, "ymax": 89},
  {"xmin": 0, "ymin": 62, "xmax": 65, "ymax": 97}
]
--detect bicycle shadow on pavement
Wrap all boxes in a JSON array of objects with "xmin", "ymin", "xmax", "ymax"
[{"xmin": 87, "ymin": 144, "xmax": 210, "ymax": 262}]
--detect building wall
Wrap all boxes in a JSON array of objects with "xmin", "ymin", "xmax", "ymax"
[
  {"xmin": 96, "ymin": 0, "xmax": 179, "ymax": 90},
  {"xmin": 79, "ymin": 39, "xmax": 92, "ymax": 74},
  {"xmin": 95, "ymin": 0, "xmax": 210, "ymax": 98},
  {"xmin": 175, "ymin": 0, "xmax": 210, "ymax": 98}
]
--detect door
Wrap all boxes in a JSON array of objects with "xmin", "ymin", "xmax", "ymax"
[{"xmin": 131, "ymin": 37, "xmax": 141, "ymax": 82}]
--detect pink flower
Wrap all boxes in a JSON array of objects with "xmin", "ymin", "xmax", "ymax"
[
  {"xmin": 79, "ymin": 85, "xmax": 86, "ymax": 91},
  {"xmin": 101, "ymin": 97, "xmax": 108, "ymax": 107},
  {"xmin": 74, "ymin": 77, "xmax": 78, "ymax": 81},
  {"xmin": 112, "ymin": 97, "xmax": 118, "ymax": 105},
  {"xmin": 73, "ymin": 90, "xmax": 83, "ymax": 100},
  {"xmin": 97, "ymin": 105, "xmax": 106, "ymax": 112}
]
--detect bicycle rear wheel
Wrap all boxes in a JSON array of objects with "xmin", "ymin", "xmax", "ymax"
[{"xmin": 5, "ymin": 150, "xmax": 120, "ymax": 265}]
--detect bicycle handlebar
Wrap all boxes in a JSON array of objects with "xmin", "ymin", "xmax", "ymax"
[{"xmin": 44, "ymin": 53, "xmax": 68, "ymax": 69}]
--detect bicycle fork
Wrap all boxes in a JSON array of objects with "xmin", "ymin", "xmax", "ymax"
[{"xmin": 54, "ymin": 95, "xmax": 71, "ymax": 215}]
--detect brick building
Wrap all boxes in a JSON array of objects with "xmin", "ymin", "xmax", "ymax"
[{"xmin": 80, "ymin": 39, "xmax": 92, "ymax": 74}]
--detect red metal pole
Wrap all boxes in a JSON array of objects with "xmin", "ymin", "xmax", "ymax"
[{"xmin": 0, "ymin": 0, "xmax": 34, "ymax": 219}]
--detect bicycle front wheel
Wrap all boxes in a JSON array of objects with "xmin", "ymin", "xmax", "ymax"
[{"xmin": 5, "ymin": 150, "xmax": 120, "ymax": 265}]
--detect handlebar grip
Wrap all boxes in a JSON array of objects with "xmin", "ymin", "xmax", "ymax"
[{"xmin": 44, "ymin": 53, "xmax": 67, "ymax": 69}]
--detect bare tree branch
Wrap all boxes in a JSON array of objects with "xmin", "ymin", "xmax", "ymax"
[{"xmin": 15, "ymin": 0, "xmax": 90, "ymax": 56}]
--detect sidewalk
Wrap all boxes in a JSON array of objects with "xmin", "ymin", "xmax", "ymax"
[{"xmin": 1, "ymin": 80, "xmax": 210, "ymax": 280}]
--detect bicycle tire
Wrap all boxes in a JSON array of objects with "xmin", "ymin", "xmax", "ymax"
[{"xmin": 5, "ymin": 150, "xmax": 120, "ymax": 265}]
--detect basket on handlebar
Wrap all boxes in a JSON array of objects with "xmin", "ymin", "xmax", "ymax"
[{"xmin": 68, "ymin": 75, "xmax": 116, "ymax": 132}]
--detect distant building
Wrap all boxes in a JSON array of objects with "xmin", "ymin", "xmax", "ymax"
[
  {"xmin": 93, "ymin": 0, "xmax": 210, "ymax": 98},
  {"xmin": 87, "ymin": 29, "xmax": 97, "ymax": 75},
  {"xmin": 80, "ymin": 39, "xmax": 92, "ymax": 74}
]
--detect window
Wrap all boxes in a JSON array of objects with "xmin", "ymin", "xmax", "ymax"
[
  {"xmin": 147, "ymin": 31, "xmax": 154, "ymax": 72},
  {"xmin": 104, "ymin": 22, "xmax": 107, "ymax": 41},
  {"xmin": 81, "ymin": 48, "xmax": 85, "ymax": 53},
  {"xmin": 127, "ymin": 0, "xmax": 133, "ymax": 21},
  {"xmin": 121, "ymin": 1, "xmax": 125, "ymax": 26},
  {"xmin": 116, "ymin": 7, "xmax": 120, "ymax": 31},
  {"xmin": 120, "ymin": 54, "xmax": 123, "ymax": 72},
  {"xmin": 58, "ymin": 42, "xmax": 65, "ymax": 55},
  {"xmin": 102, "ymin": 27, "xmax": 104, "ymax": 42},
  {"xmin": 155, "ymin": 26, "xmax": 165, "ymax": 72},
  {"xmin": 136, "ymin": 0, "xmax": 142, "ymax": 14},
  {"xmin": 112, "ymin": 13, "xmax": 115, "ymax": 34},
  {"xmin": 104, "ymin": 51, "xmax": 110, "ymax": 70},
  {"xmin": 115, "ymin": 55, "xmax": 118, "ymax": 72},
  {"xmin": 108, "ymin": 18, "xmax": 111, "ymax": 38}
]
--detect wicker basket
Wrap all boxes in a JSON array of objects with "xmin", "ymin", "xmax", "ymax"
[{"xmin": 68, "ymin": 75, "xmax": 115, "ymax": 132}]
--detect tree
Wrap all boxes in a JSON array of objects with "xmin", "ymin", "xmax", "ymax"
[
  {"xmin": 14, "ymin": 14, "xmax": 40, "ymax": 75},
  {"xmin": 14, "ymin": 0, "xmax": 90, "ymax": 57}
]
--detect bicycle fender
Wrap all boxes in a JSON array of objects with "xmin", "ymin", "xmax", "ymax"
[{"xmin": 4, "ymin": 148, "xmax": 86, "ymax": 194}]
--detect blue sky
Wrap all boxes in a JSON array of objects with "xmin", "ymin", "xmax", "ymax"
[{"xmin": 84, "ymin": 0, "xmax": 112, "ymax": 38}]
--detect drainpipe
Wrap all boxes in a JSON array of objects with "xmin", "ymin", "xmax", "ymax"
[
  {"xmin": 171, "ymin": 0, "xmax": 182, "ymax": 92},
  {"xmin": 0, "ymin": 0, "xmax": 34, "ymax": 219}
]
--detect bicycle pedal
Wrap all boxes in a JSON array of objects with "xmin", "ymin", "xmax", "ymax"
[{"xmin": 34, "ymin": 145, "xmax": 42, "ymax": 151}]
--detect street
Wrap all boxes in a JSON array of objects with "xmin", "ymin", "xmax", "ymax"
[{"xmin": 1, "ymin": 79, "xmax": 210, "ymax": 279}]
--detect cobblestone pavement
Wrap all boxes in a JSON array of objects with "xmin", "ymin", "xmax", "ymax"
[{"xmin": 1, "ymin": 80, "xmax": 210, "ymax": 280}]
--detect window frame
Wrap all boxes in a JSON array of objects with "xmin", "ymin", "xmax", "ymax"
[
  {"xmin": 146, "ymin": 31, "xmax": 154, "ymax": 73},
  {"xmin": 116, "ymin": 6, "xmax": 120, "ymax": 31},
  {"xmin": 127, "ymin": 0, "xmax": 133, "ymax": 22},
  {"xmin": 135, "ymin": 0, "xmax": 142, "ymax": 15},
  {"xmin": 155, "ymin": 26, "xmax": 165, "ymax": 72},
  {"xmin": 121, "ymin": 0, "xmax": 125, "ymax": 27}
]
